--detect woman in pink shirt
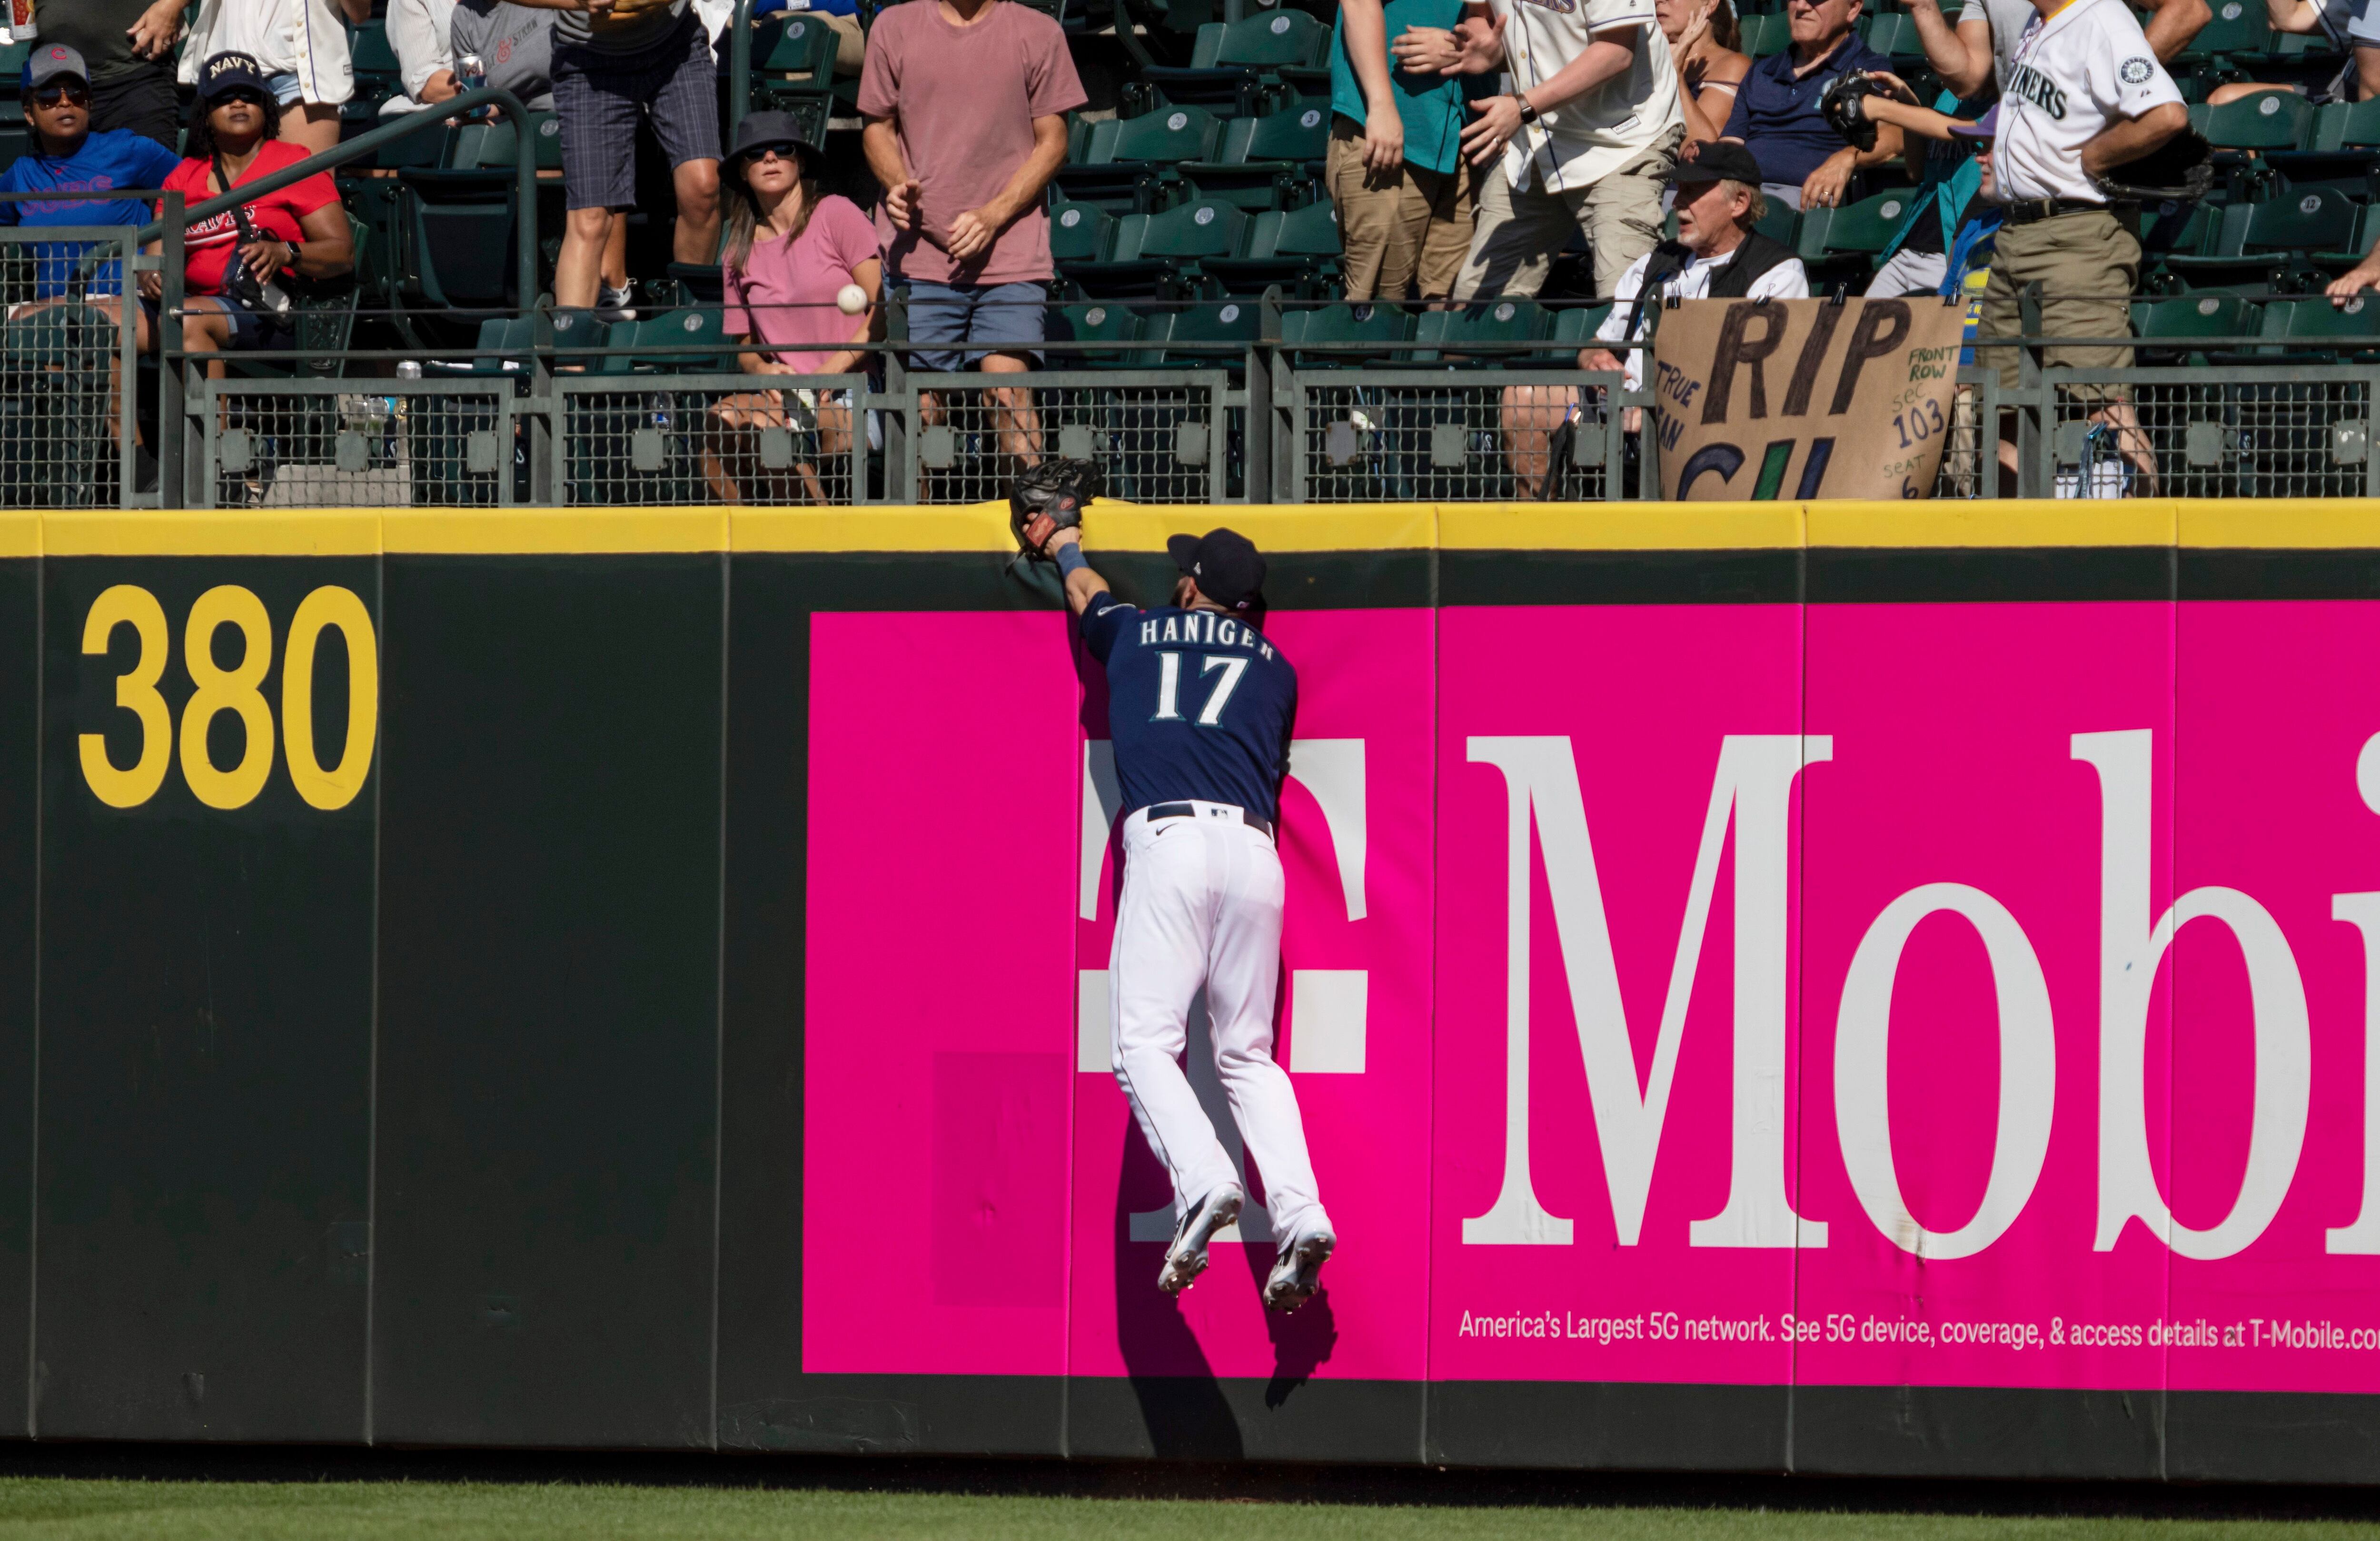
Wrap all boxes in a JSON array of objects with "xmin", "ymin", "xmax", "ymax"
[{"xmin": 705, "ymin": 110, "xmax": 883, "ymax": 505}]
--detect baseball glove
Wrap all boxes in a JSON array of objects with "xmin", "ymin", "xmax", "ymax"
[
  {"xmin": 2091, "ymin": 128, "xmax": 2214, "ymax": 203},
  {"xmin": 1010, "ymin": 457, "xmax": 1105, "ymax": 559},
  {"xmin": 1820, "ymin": 71, "xmax": 1888, "ymax": 155}
]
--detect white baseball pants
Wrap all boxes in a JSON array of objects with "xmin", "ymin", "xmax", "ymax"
[{"xmin": 1110, "ymin": 802, "xmax": 1330, "ymax": 1244}]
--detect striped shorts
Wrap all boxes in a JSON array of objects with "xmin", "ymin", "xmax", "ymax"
[{"xmin": 552, "ymin": 10, "xmax": 723, "ymax": 211}]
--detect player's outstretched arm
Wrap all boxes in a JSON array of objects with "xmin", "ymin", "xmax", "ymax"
[{"xmin": 1049, "ymin": 528, "xmax": 1110, "ymax": 616}]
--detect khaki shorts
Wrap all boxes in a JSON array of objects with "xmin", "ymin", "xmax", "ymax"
[
  {"xmin": 1973, "ymin": 208, "xmax": 2139, "ymax": 397},
  {"xmin": 1450, "ymin": 128, "xmax": 1684, "ymax": 304},
  {"xmin": 1325, "ymin": 118, "xmax": 1475, "ymax": 303}
]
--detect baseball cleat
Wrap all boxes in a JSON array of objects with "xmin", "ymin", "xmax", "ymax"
[
  {"xmin": 1263, "ymin": 1229, "xmax": 1335, "ymax": 1314},
  {"xmin": 1158, "ymin": 1185, "xmax": 1243, "ymax": 1297}
]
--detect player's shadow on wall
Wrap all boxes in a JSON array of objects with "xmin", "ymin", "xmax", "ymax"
[{"xmin": 1112, "ymin": 1146, "xmax": 1244, "ymax": 1459}]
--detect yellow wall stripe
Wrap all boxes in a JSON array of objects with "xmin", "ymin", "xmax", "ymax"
[{"xmin": 6, "ymin": 499, "xmax": 2380, "ymax": 556}]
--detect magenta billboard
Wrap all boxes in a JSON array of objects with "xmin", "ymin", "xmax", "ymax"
[{"xmin": 802, "ymin": 593, "xmax": 2380, "ymax": 1467}]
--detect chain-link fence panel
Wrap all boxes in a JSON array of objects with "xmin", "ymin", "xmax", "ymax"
[
  {"xmin": 906, "ymin": 372, "xmax": 1230, "ymax": 505},
  {"xmin": 0, "ymin": 229, "xmax": 141, "ymax": 509},
  {"xmin": 1291, "ymin": 371, "xmax": 1626, "ymax": 502},
  {"xmin": 1929, "ymin": 368, "xmax": 1998, "ymax": 500},
  {"xmin": 200, "ymin": 380, "xmax": 516, "ymax": 508},
  {"xmin": 557, "ymin": 375, "xmax": 869, "ymax": 507},
  {"xmin": 2044, "ymin": 366, "xmax": 2379, "ymax": 500}
]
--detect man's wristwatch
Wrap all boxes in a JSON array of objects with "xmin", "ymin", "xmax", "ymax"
[{"xmin": 1515, "ymin": 94, "xmax": 1541, "ymax": 125}]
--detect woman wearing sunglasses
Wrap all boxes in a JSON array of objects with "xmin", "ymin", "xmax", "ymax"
[{"xmin": 137, "ymin": 51, "xmax": 353, "ymax": 371}]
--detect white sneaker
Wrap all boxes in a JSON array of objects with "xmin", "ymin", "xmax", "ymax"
[
  {"xmin": 1158, "ymin": 1185, "xmax": 1242, "ymax": 1297},
  {"xmin": 1263, "ymin": 1228, "xmax": 1335, "ymax": 1314},
  {"xmin": 597, "ymin": 283, "xmax": 637, "ymax": 324}
]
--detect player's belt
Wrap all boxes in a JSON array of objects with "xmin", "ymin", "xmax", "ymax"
[
  {"xmin": 2001, "ymin": 196, "xmax": 2110, "ymax": 225},
  {"xmin": 1144, "ymin": 801, "xmax": 1273, "ymax": 840}
]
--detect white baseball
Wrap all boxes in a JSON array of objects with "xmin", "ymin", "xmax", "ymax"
[{"xmin": 835, "ymin": 284, "xmax": 868, "ymax": 315}]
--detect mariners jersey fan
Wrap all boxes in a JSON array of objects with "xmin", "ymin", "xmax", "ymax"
[
  {"xmin": 1996, "ymin": 0, "xmax": 2185, "ymax": 202},
  {"xmin": 1081, "ymin": 595, "xmax": 1297, "ymax": 826}
]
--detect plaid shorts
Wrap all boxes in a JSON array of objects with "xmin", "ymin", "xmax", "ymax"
[{"xmin": 552, "ymin": 10, "xmax": 723, "ymax": 211}]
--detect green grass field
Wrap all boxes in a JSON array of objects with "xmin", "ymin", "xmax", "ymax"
[{"xmin": 0, "ymin": 1480, "xmax": 2375, "ymax": 1540}]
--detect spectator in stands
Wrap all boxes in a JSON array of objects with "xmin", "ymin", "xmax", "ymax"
[
  {"xmin": 1901, "ymin": 0, "xmax": 2206, "ymax": 101},
  {"xmin": 179, "ymin": 0, "xmax": 376, "ymax": 156},
  {"xmin": 1499, "ymin": 139, "xmax": 1803, "ymax": 495},
  {"xmin": 384, "ymin": 0, "xmax": 461, "ymax": 112},
  {"xmin": 2200, "ymin": 0, "xmax": 2378, "ymax": 108},
  {"xmin": 139, "ymin": 51, "xmax": 355, "ymax": 370},
  {"xmin": 1716, "ymin": 0, "xmax": 1902, "ymax": 210},
  {"xmin": 512, "ymin": 0, "xmax": 723, "ymax": 313},
  {"xmin": 706, "ymin": 111, "xmax": 881, "ymax": 504},
  {"xmin": 1660, "ymin": 0, "xmax": 1747, "ymax": 143},
  {"xmin": 453, "ymin": 0, "xmax": 560, "ymax": 109},
  {"xmin": 860, "ymin": 0, "xmax": 1085, "ymax": 478},
  {"xmin": 1842, "ymin": 75, "xmax": 2002, "ymax": 297},
  {"xmin": 0, "ymin": 44, "xmax": 181, "ymax": 325},
  {"xmin": 1391, "ymin": 0, "xmax": 1685, "ymax": 305},
  {"xmin": 36, "ymin": 0, "xmax": 185, "ymax": 149},
  {"xmin": 1327, "ymin": 0, "xmax": 1494, "ymax": 303}
]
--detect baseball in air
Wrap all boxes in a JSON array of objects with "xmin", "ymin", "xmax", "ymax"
[{"xmin": 836, "ymin": 284, "xmax": 868, "ymax": 315}]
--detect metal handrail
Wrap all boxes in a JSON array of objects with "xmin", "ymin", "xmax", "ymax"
[{"xmin": 129, "ymin": 86, "xmax": 542, "ymax": 313}]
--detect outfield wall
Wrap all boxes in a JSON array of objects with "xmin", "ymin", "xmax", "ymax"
[{"xmin": 10, "ymin": 500, "xmax": 2380, "ymax": 1478}]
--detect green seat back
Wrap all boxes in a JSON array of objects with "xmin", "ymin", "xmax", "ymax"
[
  {"xmin": 2339, "ymin": 96, "xmax": 2380, "ymax": 147},
  {"xmin": 1048, "ymin": 300, "xmax": 1144, "ymax": 361},
  {"xmin": 1190, "ymin": 9, "xmax": 1330, "ymax": 68},
  {"xmin": 1743, "ymin": 12, "xmax": 1792, "ymax": 55},
  {"xmin": 1090, "ymin": 104, "xmax": 1225, "ymax": 164},
  {"xmin": 1862, "ymin": 12, "xmax": 1923, "ymax": 54},
  {"xmin": 1227, "ymin": 101, "xmax": 1330, "ymax": 163},
  {"xmin": 1823, "ymin": 188, "xmax": 1921, "ymax": 254},
  {"xmin": 1415, "ymin": 297, "xmax": 1549, "ymax": 351},
  {"xmin": 2241, "ymin": 184, "xmax": 2358, "ymax": 250},
  {"xmin": 1754, "ymin": 201, "xmax": 1800, "ymax": 247},
  {"xmin": 2178, "ymin": 0, "xmax": 2269, "ymax": 58},
  {"xmin": 1269, "ymin": 198, "xmax": 1342, "ymax": 257},
  {"xmin": 2274, "ymin": 294, "xmax": 2380, "ymax": 348},
  {"xmin": 1133, "ymin": 198, "xmax": 1251, "ymax": 259},
  {"xmin": 1285, "ymin": 302, "xmax": 1414, "ymax": 358},
  {"xmin": 630, "ymin": 307, "xmax": 732, "ymax": 371},
  {"xmin": 2202, "ymin": 89, "xmax": 2313, "ymax": 149},
  {"xmin": 755, "ymin": 13, "xmax": 838, "ymax": 84},
  {"xmin": 2132, "ymin": 292, "xmax": 2254, "ymax": 340},
  {"xmin": 1549, "ymin": 304, "xmax": 1612, "ymax": 346},
  {"xmin": 1051, "ymin": 200, "xmax": 1119, "ymax": 261},
  {"xmin": 348, "ymin": 19, "xmax": 400, "ymax": 78}
]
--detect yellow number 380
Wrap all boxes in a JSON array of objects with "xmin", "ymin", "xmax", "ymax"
[{"xmin": 77, "ymin": 583, "xmax": 378, "ymax": 812}]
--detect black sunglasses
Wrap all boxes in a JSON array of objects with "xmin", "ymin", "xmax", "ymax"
[
  {"xmin": 30, "ymin": 83, "xmax": 90, "ymax": 108},
  {"xmin": 212, "ymin": 88, "xmax": 271, "ymax": 109}
]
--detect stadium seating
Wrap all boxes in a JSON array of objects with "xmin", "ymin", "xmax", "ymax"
[
  {"xmin": 2132, "ymin": 292, "xmax": 2261, "ymax": 363},
  {"xmin": 2247, "ymin": 294, "xmax": 2380, "ymax": 360},
  {"xmin": 1280, "ymin": 302, "xmax": 1415, "ymax": 367},
  {"xmin": 1130, "ymin": 10, "xmax": 1331, "ymax": 116},
  {"xmin": 1062, "ymin": 198, "xmax": 1251, "ymax": 298},
  {"xmin": 1057, "ymin": 105, "xmax": 1227, "ymax": 214},
  {"xmin": 1179, "ymin": 100, "xmax": 1330, "ymax": 210},
  {"xmin": 2166, "ymin": 183, "xmax": 2358, "ymax": 289},
  {"xmin": 1410, "ymin": 299, "xmax": 1550, "ymax": 365},
  {"xmin": 1203, "ymin": 198, "xmax": 1343, "ymax": 294}
]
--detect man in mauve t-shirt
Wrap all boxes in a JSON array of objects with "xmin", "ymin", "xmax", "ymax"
[{"xmin": 859, "ymin": 0, "xmax": 1085, "ymax": 474}]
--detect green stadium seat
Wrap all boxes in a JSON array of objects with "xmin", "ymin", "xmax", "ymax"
[
  {"xmin": 1177, "ymin": 100, "xmax": 1332, "ymax": 209},
  {"xmin": 2315, "ymin": 199, "xmax": 2380, "ymax": 274},
  {"xmin": 1754, "ymin": 200, "xmax": 1800, "ymax": 247},
  {"xmin": 1051, "ymin": 200, "xmax": 1121, "ymax": 263},
  {"xmin": 2198, "ymin": 89, "xmax": 2316, "ymax": 153},
  {"xmin": 2265, "ymin": 96, "xmax": 2380, "ymax": 188},
  {"xmin": 1280, "ymin": 301, "xmax": 1415, "ymax": 367},
  {"xmin": 347, "ymin": 19, "xmax": 401, "ymax": 100},
  {"xmin": 2132, "ymin": 292, "xmax": 2261, "ymax": 362},
  {"xmin": 1046, "ymin": 300, "xmax": 1148, "ymax": 366},
  {"xmin": 2174, "ymin": 0, "xmax": 2272, "ymax": 63},
  {"xmin": 1062, "ymin": 198, "xmax": 1251, "ymax": 298},
  {"xmin": 1410, "ymin": 298, "xmax": 1550, "ymax": 365},
  {"xmin": 2251, "ymin": 294, "xmax": 2380, "ymax": 359},
  {"xmin": 1203, "ymin": 197, "xmax": 1342, "ymax": 293},
  {"xmin": 1812, "ymin": 187, "xmax": 1922, "ymax": 258},
  {"xmin": 424, "ymin": 316, "xmax": 538, "ymax": 378},
  {"xmin": 445, "ymin": 113, "xmax": 565, "ymax": 172},
  {"xmin": 1057, "ymin": 105, "xmax": 1226, "ymax": 213},
  {"xmin": 1742, "ymin": 11, "xmax": 1793, "ymax": 56},
  {"xmin": 1861, "ymin": 12, "xmax": 1926, "ymax": 56},
  {"xmin": 2166, "ymin": 183, "xmax": 2358, "ymax": 287},
  {"xmin": 1134, "ymin": 10, "xmax": 1331, "ymax": 114}
]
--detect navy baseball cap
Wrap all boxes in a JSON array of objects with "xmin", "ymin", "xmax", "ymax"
[
  {"xmin": 23, "ymin": 43, "xmax": 89, "ymax": 91},
  {"xmin": 1168, "ymin": 528, "xmax": 1266, "ymax": 612},
  {"xmin": 196, "ymin": 50, "xmax": 275, "ymax": 102}
]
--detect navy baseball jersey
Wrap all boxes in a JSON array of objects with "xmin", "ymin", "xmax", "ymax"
[{"xmin": 1082, "ymin": 593, "xmax": 1297, "ymax": 823}]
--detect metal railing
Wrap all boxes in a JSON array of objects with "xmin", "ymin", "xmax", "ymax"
[{"xmin": 0, "ymin": 219, "xmax": 143, "ymax": 508}]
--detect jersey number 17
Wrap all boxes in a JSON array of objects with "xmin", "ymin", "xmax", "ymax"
[{"xmin": 1153, "ymin": 652, "xmax": 1249, "ymax": 726}]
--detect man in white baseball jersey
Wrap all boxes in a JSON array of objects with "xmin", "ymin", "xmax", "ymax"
[
  {"xmin": 1048, "ymin": 523, "xmax": 1336, "ymax": 1315},
  {"xmin": 1899, "ymin": 0, "xmax": 2205, "ymax": 99},
  {"xmin": 1393, "ymin": 0, "xmax": 1685, "ymax": 302},
  {"xmin": 1973, "ymin": 0, "xmax": 2186, "ymax": 489}
]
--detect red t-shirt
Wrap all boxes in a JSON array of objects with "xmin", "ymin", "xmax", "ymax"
[
  {"xmin": 159, "ymin": 141, "xmax": 340, "ymax": 298},
  {"xmin": 856, "ymin": 0, "xmax": 1087, "ymax": 286}
]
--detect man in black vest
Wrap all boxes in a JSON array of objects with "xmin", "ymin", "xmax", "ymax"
[{"xmin": 1501, "ymin": 140, "xmax": 1806, "ymax": 497}]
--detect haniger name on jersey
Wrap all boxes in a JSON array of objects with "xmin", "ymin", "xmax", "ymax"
[
  {"xmin": 2006, "ymin": 60, "xmax": 2067, "ymax": 120},
  {"xmin": 1135, "ymin": 610, "xmax": 1277, "ymax": 661}
]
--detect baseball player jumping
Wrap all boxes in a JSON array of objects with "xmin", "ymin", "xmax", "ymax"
[{"xmin": 1045, "ymin": 520, "xmax": 1335, "ymax": 1314}]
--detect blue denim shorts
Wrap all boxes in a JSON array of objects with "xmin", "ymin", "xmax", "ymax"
[{"xmin": 901, "ymin": 279, "xmax": 1046, "ymax": 373}]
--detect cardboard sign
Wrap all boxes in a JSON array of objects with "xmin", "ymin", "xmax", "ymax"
[{"xmin": 1651, "ymin": 296, "xmax": 1967, "ymax": 500}]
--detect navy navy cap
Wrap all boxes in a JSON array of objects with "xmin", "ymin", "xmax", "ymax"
[
  {"xmin": 1168, "ymin": 527, "xmax": 1265, "ymax": 612},
  {"xmin": 196, "ymin": 50, "xmax": 274, "ymax": 103}
]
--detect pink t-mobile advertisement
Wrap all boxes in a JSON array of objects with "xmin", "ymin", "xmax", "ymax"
[{"xmin": 805, "ymin": 599, "xmax": 2380, "ymax": 1396}]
